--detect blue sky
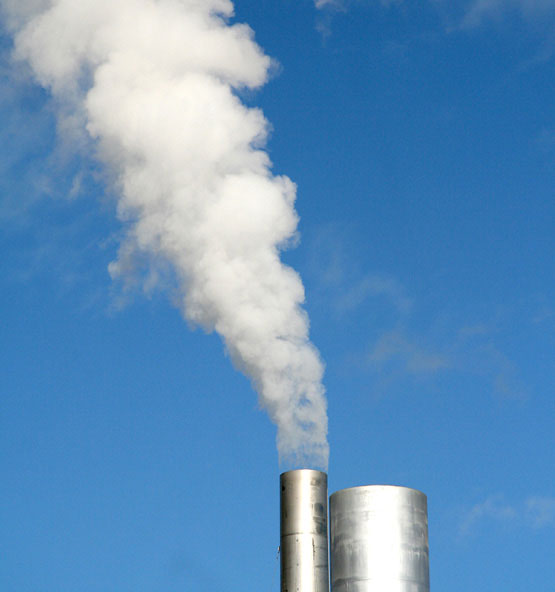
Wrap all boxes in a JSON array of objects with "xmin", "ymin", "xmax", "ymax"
[{"xmin": 1, "ymin": 1, "xmax": 554, "ymax": 591}]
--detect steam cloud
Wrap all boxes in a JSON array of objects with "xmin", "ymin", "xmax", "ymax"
[{"xmin": 1, "ymin": 0, "xmax": 328, "ymax": 468}]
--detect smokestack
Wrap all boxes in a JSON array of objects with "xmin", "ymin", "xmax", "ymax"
[
  {"xmin": 280, "ymin": 469, "xmax": 329, "ymax": 592},
  {"xmin": 329, "ymin": 485, "xmax": 429, "ymax": 592}
]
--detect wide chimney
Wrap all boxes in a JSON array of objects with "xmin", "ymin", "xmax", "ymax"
[
  {"xmin": 280, "ymin": 469, "xmax": 329, "ymax": 592},
  {"xmin": 330, "ymin": 485, "xmax": 430, "ymax": 592}
]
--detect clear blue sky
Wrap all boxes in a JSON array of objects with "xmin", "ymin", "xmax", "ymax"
[{"xmin": 1, "ymin": 1, "xmax": 554, "ymax": 591}]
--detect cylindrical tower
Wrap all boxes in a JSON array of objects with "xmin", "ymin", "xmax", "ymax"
[
  {"xmin": 330, "ymin": 485, "xmax": 429, "ymax": 592},
  {"xmin": 280, "ymin": 469, "xmax": 329, "ymax": 592}
]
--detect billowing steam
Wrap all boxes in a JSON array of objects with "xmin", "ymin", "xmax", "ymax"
[{"xmin": 1, "ymin": 0, "xmax": 328, "ymax": 468}]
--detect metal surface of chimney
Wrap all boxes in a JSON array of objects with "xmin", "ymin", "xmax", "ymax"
[
  {"xmin": 330, "ymin": 485, "xmax": 429, "ymax": 592},
  {"xmin": 280, "ymin": 469, "xmax": 329, "ymax": 592}
]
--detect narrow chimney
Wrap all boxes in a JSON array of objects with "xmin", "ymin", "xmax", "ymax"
[
  {"xmin": 330, "ymin": 485, "xmax": 430, "ymax": 592},
  {"xmin": 280, "ymin": 469, "xmax": 329, "ymax": 592}
]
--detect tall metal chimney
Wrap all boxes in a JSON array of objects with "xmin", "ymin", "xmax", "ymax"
[
  {"xmin": 330, "ymin": 485, "xmax": 429, "ymax": 592},
  {"xmin": 280, "ymin": 469, "xmax": 329, "ymax": 592}
]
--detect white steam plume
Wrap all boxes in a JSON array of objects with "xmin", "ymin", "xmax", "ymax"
[{"xmin": 1, "ymin": 0, "xmax": 328, "ymax": 468}]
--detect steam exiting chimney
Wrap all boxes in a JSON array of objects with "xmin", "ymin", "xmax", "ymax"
[{"xmin": 280, "ymin": 470, "xmax": 430, "ymax": 592}]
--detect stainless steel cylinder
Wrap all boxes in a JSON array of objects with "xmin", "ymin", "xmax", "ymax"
[
  {"xmin": 330, "ymin": 485, "xmax": 429, "ymax": 592},
  {"xmin": 280, "ymin": 469, "xmax": 329, "ymax": 592}
]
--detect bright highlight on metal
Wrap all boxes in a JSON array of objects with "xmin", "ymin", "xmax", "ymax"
[
  {"xmin": 330, "ymin": 485, "xmax": 430, "ymax": 592},
  {"xmin": 280, "ymin": 469, "xmax": 329, "ymax": 592}
]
